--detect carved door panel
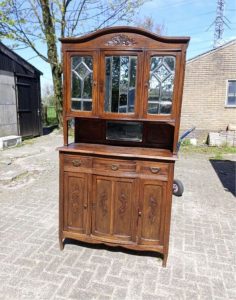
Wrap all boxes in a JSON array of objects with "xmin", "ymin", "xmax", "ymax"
[
  {"xmin": 92, "ymin": 175, "xmax": 137, "ymax": 243},
  {"xmin": 138, "ymin": 180, "xmax": 166, "ymax": 246},
  {"xmin": 92, "ymin": 176, "xmax": 112, "ymax": 237},
  {"xmin": 113, "ymin": 178, "xmax": 136, "ymax": 242},
  {"xmin": 64, "ymin": 172, "xmax": 88, "ymax": 234}
]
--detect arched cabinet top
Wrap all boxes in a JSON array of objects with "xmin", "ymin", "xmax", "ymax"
[{"xmin": 60, "ymin": 26, "xmax": 190, "ymax": 50}]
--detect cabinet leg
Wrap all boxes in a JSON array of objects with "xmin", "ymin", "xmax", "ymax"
[
  {"xmin": 162, "ymin": 254, "xmax": 168, "ymax": 267},
  {"xmin": 59, "ymin": 238, "xmax": 64, "ymax": 251}
]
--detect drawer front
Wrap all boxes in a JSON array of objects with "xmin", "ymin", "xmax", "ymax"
[
  {"xmin": 63, "ymin": 154, "xmax": 92, "ymax": 171},
  {"xmin": 137, "ymin": 161, "xmax": 169, "ymax": 176},
  {"xmin": 93, "ymin": 158, "xmax": 136, "ymax": 173}
]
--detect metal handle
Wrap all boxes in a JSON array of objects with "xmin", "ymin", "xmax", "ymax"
[
  {"xmin": 138, "ymin": 210, "xmax": 142, "ymax": 217},
  {"xmin": 72, "ymin": 159, "xmax": 81, "ymax": 167},
  {"xmin": 150, "ymin": 167, "xmax": 161, "ymax": 174},
  {"xmin": 84, "ymin": 204, "xmax": 87, "ymax": 209},
  {"xmin": 111, "ymin": 164, "xmax": 119, "ymax": 171}
]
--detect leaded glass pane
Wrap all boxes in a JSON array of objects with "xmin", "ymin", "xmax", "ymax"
[
  {"xmin": 71, "ymin": 56, "xmax": 93, "ymax": 111},
  {"xmin": 104, "ymin": 56, "xmax": 137, "ymax": 113},
  {"xmin": 148, "ymin": 56, "xmax": 175, "ymax": 115}
]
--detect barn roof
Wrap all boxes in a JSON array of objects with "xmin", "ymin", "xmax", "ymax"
[
  {"xmin": 0, "ymin": 41, "xmax": 43, "ymax": 75},
  {"xmin": 187, "ymin": 39, "xmax": 236, "ymax": 63}
]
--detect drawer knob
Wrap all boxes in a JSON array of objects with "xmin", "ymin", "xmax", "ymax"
[
  {"xmin": 150, "ymin": 167, "xmax": 161, "ymax": 174},
  {"xmin": 72, "ymin": 159, "xmax": 81, "ymax": 167},
  {"xmin": 84, "ymin": 204, "xmax": 87, "ymax": 209},
  {"xmin": 111, "ymin": 164, "xmax": 119, "ymax": 171}
]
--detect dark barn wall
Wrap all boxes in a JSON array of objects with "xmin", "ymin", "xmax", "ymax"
[
  {"xmin": 0, "ymin": 43, "xmax": 42, "ymax": 138},
  {"xmin": 0, "ymin": 51, "xmax": 32, "ymax": 76}
]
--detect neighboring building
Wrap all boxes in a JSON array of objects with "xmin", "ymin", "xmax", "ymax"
[
  {"xmin": 0, "ymin": 42, "xmax": 43, "ymax": 138},
  {"xmin": 181, "ymin": 39, "xmax": 236, "ymax": 141}
]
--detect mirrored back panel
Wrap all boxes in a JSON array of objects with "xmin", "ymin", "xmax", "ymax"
[
  {"xmin": 74, "ymin": 118, "xmax": 174, "ymax": 150},
  {"xmin": 106, "ymin": 121, "xmax": 143, "ymax": 142},
  {"xmin": 104, "ymin": 56, "xmax": 137, "ymax": 113},
  {"xmin": 148, "ymin": 56, "xmax": 176, "ymax": 115},
  {"xmin": 71, "ymin": 56, "xmax": 93, "ymax": 111}
]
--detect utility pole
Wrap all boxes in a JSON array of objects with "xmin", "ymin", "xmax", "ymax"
[
  {"xmin": 207, "ymin": 0, "xmax": 230, "ymax": 48},
  {"xmin": 214, "ymin": 0, "xmax": 226, "ymax": 48}
]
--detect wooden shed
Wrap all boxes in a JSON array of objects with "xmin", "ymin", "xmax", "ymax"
[{"xmin": 0, "ymin": 42, "xmax": 43, "ymax": 138}]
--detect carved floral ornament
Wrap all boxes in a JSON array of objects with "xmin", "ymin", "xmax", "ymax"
[{"xmin": 105, "ymin": 34, "xmax": 137, "ymax": 46}]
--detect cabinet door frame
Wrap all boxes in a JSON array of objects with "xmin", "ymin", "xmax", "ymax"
[
  {"xmin": 98, "ymin": 50, "xmax": 144, "ymax": 119},
  {"xmin": 63, "ymin": 171, "xmax": 90, "ymax": 234},
  {"xmin": 141, "ymin": 51, "xmax": 182, "ymax": 120},
  {"xmin": 137, "ymin": 179, "xmax": 166, "ymax": 246},
  {"xmin": 91, "ymin": 175, "xmax": 138, "ymax": 244},
  {"xmin": 65, "ymin": 50, "xmax": 99, "ymax": 117}
]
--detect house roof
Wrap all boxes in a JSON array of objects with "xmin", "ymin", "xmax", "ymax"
[
  {"xmin": 187, "ymin": 39, "xmax": 236, "ymax": 63},
  {"xmin": 0, "ymin": 41, "xmax": 43, "ymax": 75}
]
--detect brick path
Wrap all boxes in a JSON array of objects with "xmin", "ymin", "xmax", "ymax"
[{"xmin": 0, "ymin": 134, "xmax": 235, "ymax": 299}]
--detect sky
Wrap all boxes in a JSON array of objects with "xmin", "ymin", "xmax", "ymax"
[{"xmin": 10, "ymin": 0, "xmax": 236, "ymax": 94}]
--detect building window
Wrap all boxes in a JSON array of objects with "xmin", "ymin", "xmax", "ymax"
[{"xmin": 226, "ymin": 80, "xmax": 236, "ymax": 107}]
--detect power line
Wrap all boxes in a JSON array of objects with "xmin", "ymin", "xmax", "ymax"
[
  {"xmin": 156, "ymin": 0, "xmax": 198, "ymax": 11},
  {"xmin": 167, "ymin": 10, "xmax": 215, "ymax": 24}
]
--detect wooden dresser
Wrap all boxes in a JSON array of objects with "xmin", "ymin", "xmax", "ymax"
[{"xmin": 59, "ymin": 27, "xmax": 189, "ymax": 267}]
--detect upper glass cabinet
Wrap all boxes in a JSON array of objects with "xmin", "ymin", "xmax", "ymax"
[
  {"xmin": 71, "ymin": 56, "xmax": 93, "ymax": 112},
  {"xmin": 148, "ymin": 56, "xmax": 176, "ymax": 115},
  {"xmin": 104, "ymin": 55, "xmax": 137, "ymax": 113}
]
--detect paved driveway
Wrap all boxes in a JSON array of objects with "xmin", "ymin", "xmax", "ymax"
[{"xmin": 0, "ymin": 133, "xmax": 235, "ymax": 299}]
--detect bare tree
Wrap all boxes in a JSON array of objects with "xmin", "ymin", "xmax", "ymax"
[
  {"xmin": 136, "ymin": 16, "xmax": 166, "ymax": 35},
  {"xmin": 0, "ymin": 0, "xmax": 146, "ymax": 124}
]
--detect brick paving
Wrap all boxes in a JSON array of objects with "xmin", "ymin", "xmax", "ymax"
[{"xmin": 0, "ymin": 133, "xmax": 235, "ymax": 299}]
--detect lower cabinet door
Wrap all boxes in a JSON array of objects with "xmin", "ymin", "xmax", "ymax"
[
  {"xmin": 64, "ymin": 172, "xmax": 88, "ymax": 233},
  {"xmin": 138, "ymin": 179, "xmax": 166, "ymax": 246},
  {"xmin": 92, "ymin": 175, "xmax": 137, "ymax": 243}
]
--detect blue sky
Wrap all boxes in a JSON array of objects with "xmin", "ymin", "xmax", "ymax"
[{"xmin": 12, "ymin": 0, "xmax": 236, "ymax": 93}]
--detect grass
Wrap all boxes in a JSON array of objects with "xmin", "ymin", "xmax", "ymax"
[
  {"xmin": 180, "ymin": 142, "xmax": 236, "ymax": 159},
  {"xmin": 44, "ymin": 106, "xmax": 58, "ymax": 125}
]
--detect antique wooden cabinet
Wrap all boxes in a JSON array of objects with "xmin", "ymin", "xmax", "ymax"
[{"xmin": 59, "ymin": 27, "xmax": 189, "ymax": 266}]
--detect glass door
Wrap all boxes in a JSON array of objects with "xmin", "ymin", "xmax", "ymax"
[
  {"xmin": 142, "ymin": 52, "xmax": 180, "ymax": 119},
  {"xmin": 99, "ymin": 51, "xmax": 143, "ymax": 118},
  {"xmin": 67, "ymin": 51, "xmax": 98, "ymax": 116}
]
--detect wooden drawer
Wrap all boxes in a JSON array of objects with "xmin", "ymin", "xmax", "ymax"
[
  {"xmin": 63, "ymin": 154, "xmax": 92, "ymax": 171},
  {"xmin": 137, "ymin": 161, "xmax": 169, "ymax": 176},
  {"xmin": 93, "ymin": 158, "xmax": 136, "ymax": 173}
]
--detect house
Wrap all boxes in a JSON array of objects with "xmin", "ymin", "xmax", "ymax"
[
  {"xmin": 0, "ymin": 42, "xmax": 43, "ymax": 138},
  {"xmin": 181, "ymin": 39, "xmax": 236, "ymax": 141}
]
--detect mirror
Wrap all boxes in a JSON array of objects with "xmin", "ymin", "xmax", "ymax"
[
  {"xmin": 106, "ymin": 121, "xmax": 143, "ymax": 142},
  {"xmin": 148, "ymin": 56, "xmax": 175, "ymax": 115},
  {"xmin": 104, "ymin": 56, "xmax": 137, "ymax": 113},
  {"xmin": 71, "ymin": 56, "xmax": 93, "ymax": 111}
]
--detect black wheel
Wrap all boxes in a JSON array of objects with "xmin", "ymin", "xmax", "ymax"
[{"xmin": 173, "ymin": 179, "xmax": 184, "ymax": 197}]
